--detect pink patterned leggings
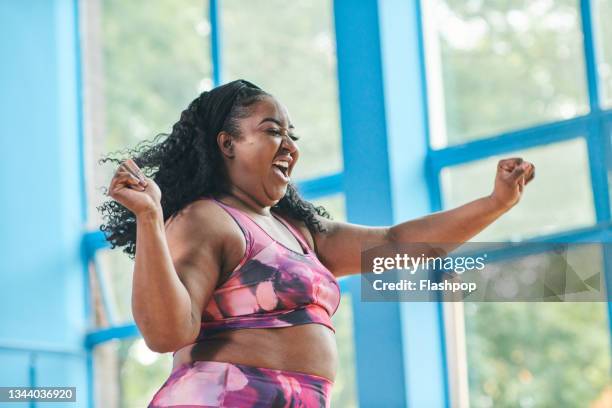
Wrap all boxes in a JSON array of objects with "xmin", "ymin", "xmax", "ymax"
[{"xmin": 148, "ymin": 360, "xmax": 333, "ymax": 407}]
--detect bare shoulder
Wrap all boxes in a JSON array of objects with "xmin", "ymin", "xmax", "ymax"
[
  {"xmin": 166, "ymin": 199, "xmax": 236, "ymax": 240},
  {"xmin": 164, "ymin": 198, "xmax": 246, "ymax": 270}
]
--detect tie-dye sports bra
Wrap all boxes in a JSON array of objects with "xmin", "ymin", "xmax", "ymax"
[{"xmin": 193, "ymin": 197, "xmax": 341, "ymax": 342}]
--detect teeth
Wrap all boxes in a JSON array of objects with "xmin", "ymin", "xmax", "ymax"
[{"xmin": 273, "ymin": 161, "xmax": 289, "ymax": 169}]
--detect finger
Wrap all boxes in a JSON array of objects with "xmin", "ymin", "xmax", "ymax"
[
  {"xmin": 110, "ymin": 174, "xmax": 145, "ymax": 194},
  {"xmin": 508, "ymin": 162, "xmax": 529, "ymax": 182},
  {"xmin": 518, "ymin": 170, "xmax": 527, "ymax": 192},
  {"xmin": 522, "ymin": 162, "xmax": 534, "ymax": 181},
  {"xmin": 119, "ymin": 163, "xmax": 147, "ymax": 187},
  {"xmin": 120, "ymin": 173, "xmax": 143, "ymax": 186},
  {"xmin": 112, "ymin": 177, "xmax": 144, "ymax": 194},
  {"xmin": 115, "ymin": 168, "xmax": 140, "ymax": 179},
  {"xmin": 525, "ymin": 167, "xmax": 535, "ymax": 184},
  {"xmin": 112, "ymin": 170, "xmax": 142, "ymax": 188},
  {"xmin": 124, "ymin": 159, "xmax": 147, "ymax": 184},
  {"xmin": 119, "ymin": 162, "xmax": 141, "ymax": 180},
  {"xmin": 110, "ymin": 183, "xmax": 145, "ymax": 200},
  {"xmin": 110, "ymin": 183, "xmax": 146, "ymax": 197},
  {"xmin": 498, "ymin": 157, "xmax": 523, "ymax": 171}
]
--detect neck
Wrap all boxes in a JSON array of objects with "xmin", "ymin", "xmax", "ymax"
[{"xmin": 222, "ymin": 186, "xmax": 276, "ymax": 216}]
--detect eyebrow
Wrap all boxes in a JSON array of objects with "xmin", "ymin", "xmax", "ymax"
[{"xmin": 259, "ymin": 117, "xmax": 295, "ymax": 129}]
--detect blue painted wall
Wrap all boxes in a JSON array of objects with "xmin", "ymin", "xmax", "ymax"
[{"xmin": 0, "ymin": 0, "xmax": 89, "ymax": 405}]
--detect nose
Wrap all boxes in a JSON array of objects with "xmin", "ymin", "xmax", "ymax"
[{"xmin": 281, "ymin": 133, "xmax": 298, "ymax": 154}]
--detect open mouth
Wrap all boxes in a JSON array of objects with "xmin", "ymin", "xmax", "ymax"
[{"xmin": 272, "ymin": 159, "xmax": 290, "ymax": 181}]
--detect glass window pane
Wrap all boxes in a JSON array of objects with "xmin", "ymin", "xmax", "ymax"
[
  {"xmin": 463, "ymin": 246, "xmax": 611, "ymax": 407},
  {"xmin": 85, "ymin": 0, "xmax": 212, "ymax": 228},
  {"xmin": 330, "ymin": 292, "xmax": 359, "ymax": 407},
  {"xmin": 95, "ymin": 249, "xmax": 136, "ymax": 324},
  {"xmin": 441, "ymin": 138, "xmax": 595, "ymax": 241},
  {"xmin": 94, "ymin": 338, "xmax": 173, "ymax": 408},
  {"xmin": 311, "ymin": 193, "xmax": 347, "ymax": 222},
  {"xmin": 221, "ymin": 0, "xmax": 343, "ymax": 180},
  {"xmin": 595, "ymin": 0, "xmax": 612, "ymax": 107},
  {"xmin": 422, "ymin": 0, "xmax": 589, "ymax": 147}
]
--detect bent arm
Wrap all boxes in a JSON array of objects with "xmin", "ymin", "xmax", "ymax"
[
  {"xmin": 132, "ymin": 206, "xmax": 222, "ymax": 353},
  {"xmin": 313, "ymin": 195, "xmax": 509, "ymax": 278},
  {"xmin": 132, "ymin": 211, "xmax": 198, "ymax": 352}
]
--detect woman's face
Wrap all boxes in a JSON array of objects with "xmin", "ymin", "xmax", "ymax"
[{"xmin": 221, "ymin": 95, "xmax": 300, "ymax": 206}]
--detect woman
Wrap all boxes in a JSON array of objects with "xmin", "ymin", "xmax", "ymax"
[{"xmin": 100, "ymin": 79, "xmax": 534, "ymax": 407}]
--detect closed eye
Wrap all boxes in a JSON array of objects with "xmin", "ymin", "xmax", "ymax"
[{"xmin": 267, "ymin": 129, "xmax": 300, "ymax": 141}]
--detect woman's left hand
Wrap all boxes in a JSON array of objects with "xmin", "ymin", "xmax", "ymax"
[{"xmin": 489, "ymin": 157, "xmax": 535, "ymax": 211}]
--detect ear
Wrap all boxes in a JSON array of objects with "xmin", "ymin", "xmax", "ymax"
[{"xmin": 217, "ymin": 131, "xmax": 235, "ymax": 159}]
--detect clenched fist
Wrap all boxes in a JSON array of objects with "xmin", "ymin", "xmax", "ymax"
[
  {"xmin": 107, "ymin": 159, "xmax": 162, "ymax": 217},
  {"xmin": 490, "ymin": 157, "xmax": 535, "ymax": 210}
]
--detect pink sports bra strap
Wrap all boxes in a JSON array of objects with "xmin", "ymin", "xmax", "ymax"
[
  {"xmin": 209, "ymin": 198, "xmax": 253, "ymax": 246},
  {"xmin": 271, "ymin": 212, "xmax": 312, "ymax": 254},
  {"xmin": 211, "ymin": 197, "xmax": 312, "ymax": 255}
]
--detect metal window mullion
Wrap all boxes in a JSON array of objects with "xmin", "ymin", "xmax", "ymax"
[
  {"xmin": 296, "ymin": 172, "xmax": 343, "ymax": 200},
  {"xmin": 579, "ymin": 0, "xmax": 601, "ymax": 112},
  {"xmin": 85, "ymin": 324, "xmax": 140, "ymax": 349},
  {"xmin": 426, "ymin": 155, "xmax": 443, "ymax": 212},
  {"xmin": 209, "ymin": 0, "xmax": 223, "ymax": 87},
  {"xmin": 429, "ymin": 116, "xmax": 591, "ymax": 169},
  {"xmin": 415, "ymin": 0, "xmax": 443, "ymax": 214},
  {"xmin": 580, "ymin": 0, "xmax": 611, "ymax": 223},
  {"xmin": 586, "ymin": 117, "xmax": 612, "ymax": 223}
]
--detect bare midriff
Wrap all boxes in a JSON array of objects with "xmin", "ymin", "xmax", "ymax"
[{"xmin": 172, "ymin": 323, "xmax": 338, "ymax": 382}]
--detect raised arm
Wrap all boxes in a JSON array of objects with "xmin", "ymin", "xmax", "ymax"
[
  {"xmin": 312, "ymin": 158, "xmax": 535, "ymax": 277},
  {"xmin": 132, "ymin": 203, "xmax": 225, "ymax": 353},
  {"xmin": 108, "ymin": 160, "xmax": 228, "ymax": 353}
]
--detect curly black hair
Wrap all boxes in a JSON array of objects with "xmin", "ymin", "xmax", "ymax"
[{"xmin": 98, "ymin": 80, "xmax": 330, "ymax": 258}]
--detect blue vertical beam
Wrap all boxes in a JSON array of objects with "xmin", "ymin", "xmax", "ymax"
[
  {"xmin": 209, "ymin": 0, "xmax": 223, "ymax": 86},
  {"xmin": 335, "ymin": 0, "xmax": 447, "ymax": 406},
  {"xmin": 417, "ymin": 0, "xmax": 443, "ymax": 214},
  {"xmin": 334, "ymin": 0, "xmax": 392, "ymax": 220},
  {"xmin": 0, "ymin": 0, "xmax": 89, "ymax": 405},
  {"xmin": 587, "ymin": 123, "xmax": 612, "ymax": 222},
  {"xmin": 580, "ymin": 0, "xmax": 611, "ymax": 223},
  {"xmin": 579, "ymin": 0, "xmax": 601, "ymax": 112},
  {"xmin": 581, "ymin": 0, "xmax": 612, "ymax": 350},
  {"xmin": 378, "ymin": 0, "xmax": 447, "ymax": 406},
  {"xmin": 333, "ymin": 0, "xmax": 407, "ymax": 407}
]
